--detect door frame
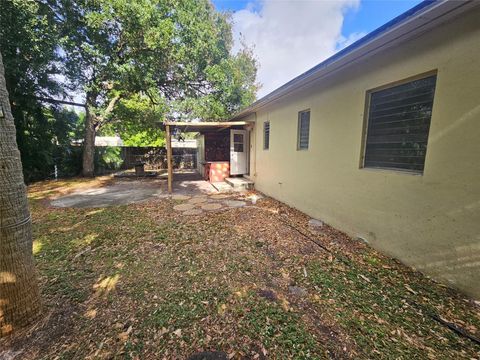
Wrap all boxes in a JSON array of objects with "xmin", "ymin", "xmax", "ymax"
[{"xmin": 230, "ymin": 129, "xmax": 249, "ymax": 175}]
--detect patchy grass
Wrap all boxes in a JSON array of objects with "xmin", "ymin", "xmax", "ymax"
[{"xmin": 1, "ymin": 177, "xmax": 479, "ymax": 359}]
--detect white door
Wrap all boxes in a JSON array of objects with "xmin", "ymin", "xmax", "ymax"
[{"xmin": 230, "ymin": 129, "xmax": 248, "ymax": 175}]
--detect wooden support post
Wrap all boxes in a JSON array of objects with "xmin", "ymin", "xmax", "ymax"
[{"xmin": 166, "ymin": 124, "xmax": 173, "ymax": 193}]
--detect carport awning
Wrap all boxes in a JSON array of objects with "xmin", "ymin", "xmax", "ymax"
[
  {"xmin": 163, "ymin": 120, "xmax": 253, "ymax": 193},
  {"xmin": 163, "ymin": 121, "xmax": 250, "ymax": 133}
]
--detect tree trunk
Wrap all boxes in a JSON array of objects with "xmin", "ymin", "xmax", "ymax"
[
  {"xmin": 0, "ymin": 51, "xmax": 41, "ymax": 337},
  {"xmin": 81, "ymin": 92, "xmax": 120, "ymax": 177},
  {"xmin": 82, "ymin": 105, "xmax": 96, "ymax": 177}
]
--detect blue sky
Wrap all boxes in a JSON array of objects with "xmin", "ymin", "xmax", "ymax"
[
  {"xmin": 213, "ymin": 0, "xmax": 423, "ymax": 97},
  {"xmin": 214, "ymin": 0, "xmax": 423, "ymax": 35},
  {"xmin": 342, "ymin": 0, "xmax": 423, "ymax": 36}
]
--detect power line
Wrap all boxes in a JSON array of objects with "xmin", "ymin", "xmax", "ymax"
[{"xmin": 34, "ymin": 96, "xmax": 86, "ymax": 108}]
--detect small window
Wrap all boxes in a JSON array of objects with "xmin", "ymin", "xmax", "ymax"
[
  {"xmin": 233, "ymin": 133, "xmax": 243, "ymax": 143},
  {"xmin": 263, "ymin": 121, "xmax": 270, "ymax": 150},
  {"xmin": 363, "ymin": 74, "xmax": 437, "ymax": 173},
  {"xmin": 297, "ymin": 110, "xmax": 310, "ymax": 150},
  {"xmin": 233, "ymin": 133, "xmax": 244, "ymax": 152}
]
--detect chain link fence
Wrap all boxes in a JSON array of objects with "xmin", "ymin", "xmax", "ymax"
[
  {"xmin": 31, "ymin": 146, "xmax": 197, "ymax": 181},
  {"xmin": 94, "ymin": 146, "xmax": 197, "ymax": 175}
]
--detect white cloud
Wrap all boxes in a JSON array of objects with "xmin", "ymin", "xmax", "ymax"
[
  {"xmin": 232, "ymin": 0, "xmax": 360, "ymax": 98},
  {"xmin": 336, "ymin": 31, "xmax": 367, "ymax": 50}
]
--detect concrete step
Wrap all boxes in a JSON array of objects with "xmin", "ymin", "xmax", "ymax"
[
  {"xmin": 225, "ymin": 177, "xmax": 254, "ymax": 190},
  {"xmin": 210, "ymin": 181, "xmax": 233, "ymax": 193}
]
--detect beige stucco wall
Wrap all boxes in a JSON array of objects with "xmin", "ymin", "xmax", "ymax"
[{"xmin": 248, "ymin": 9, "xmax": 480, "ymax": 298}]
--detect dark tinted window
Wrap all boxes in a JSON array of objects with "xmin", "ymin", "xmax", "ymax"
[
  {"xmin": 264, "ymin": 121, "xmax": 270, "ymax": 150},
  {"xmin": 363, "ymin": 74, "xmax": 437, "ymax": 173},
  {"xmin": 297, "ymin": 110, "xmax": 310, "ymax": 150}
]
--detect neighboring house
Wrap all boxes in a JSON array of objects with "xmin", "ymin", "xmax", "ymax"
[
  {"xmin": 171, "ymin": 139, "xmax": 197, "ymax": 149},
  {"xmin": 230, "ymin": 1, "xmax": 478, "ymax": 298},
  {"xmin": 80, "ymin": 136, "xmax": 195, "ymax": 148},
  {"xmin": 95, "ymin": 135, "xmax": 124, "ymax": 146}
]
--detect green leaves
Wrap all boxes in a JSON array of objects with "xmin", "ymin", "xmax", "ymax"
[
  {"xmin": 101, "ymin": 92, "xmax": 166, "ymax": 146},
  {"xmin": 59, "ymin": 0, "xmax": 257, "ymax": 125},
  {"xmin": 3, "ymin": 0, "xmax": 258, "ymax": 171},
  {"xmin": 0, "ymin": 0, "xmax": 60, "ymax": 96},
  {"xmin": 175, "ymin": 46, "xmax": 258, "ymax": 120}
]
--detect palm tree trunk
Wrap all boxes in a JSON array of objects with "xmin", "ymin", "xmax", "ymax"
[{"xmin": 0, "ymin": 51, "xmax": 41, "ymax": 337}]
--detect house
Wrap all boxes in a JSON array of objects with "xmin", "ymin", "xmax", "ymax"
[
  {"xmin": 94, "ymin": 135, "xmax": 124, "ymax": 146},
  {"xmin": 171, "ymin": 139, "xmax": 197, "ymax": 149},
  {"xmin": 165, "ymin": 0, "xmax": 480, "ymax": 298}
]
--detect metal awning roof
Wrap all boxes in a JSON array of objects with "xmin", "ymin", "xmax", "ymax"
[{"xmin": 164, "ymin": 121, "xmax": 250, "ymax": 132}]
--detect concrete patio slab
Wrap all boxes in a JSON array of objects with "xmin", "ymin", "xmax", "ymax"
[
  {"xmin": 50, "ymin": 180, "xmax": 163, "ymax": 208},
  {"xmin": 49, "ymin": 171, "xmax": 238, "ymax": 209}
]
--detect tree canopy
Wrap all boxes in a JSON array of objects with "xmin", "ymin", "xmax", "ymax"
[
  {"xmin": 53, "ymin": 0, "xmax": 257, "ymax": 120},
  {"xmin": 0, "ymin": 0, "xmax": 83, "ymax": 182},
  {"xmin": 50, "ymin": 0, "xmax": 258, "ymax": 175},
  {"xmin": 1, "ymin": 0, "xmax": 257, "ymax": 178}
]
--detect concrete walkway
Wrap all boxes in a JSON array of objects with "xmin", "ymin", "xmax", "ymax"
[{"xmin": 50, "ymin": 171, "xmax": 239, "ymax": 209}]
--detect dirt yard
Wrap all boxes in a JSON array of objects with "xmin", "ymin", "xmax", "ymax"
[{"xmin": 1, "ymin": 177, "xmax": 479, "ymax": 359}]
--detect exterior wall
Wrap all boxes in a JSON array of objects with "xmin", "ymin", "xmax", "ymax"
[{"xmin": 250, "ymin": 10, "xmax": 480, "ymax": 298}]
